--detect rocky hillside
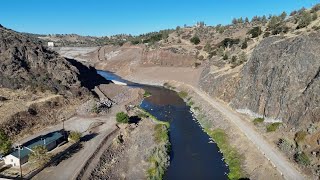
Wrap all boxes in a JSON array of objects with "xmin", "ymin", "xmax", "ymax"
[
  {"xmin": 230, "ymin": 33, "xmax": 320, "ymax": 125},
  {"xmin": 0, "ymin": 25, "xmax": 107, "ymax": 96}
]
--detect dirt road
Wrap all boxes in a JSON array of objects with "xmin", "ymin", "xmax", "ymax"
[{"xmin": 32, "ymin": 117, "xmax": 117, "ymax": 180}]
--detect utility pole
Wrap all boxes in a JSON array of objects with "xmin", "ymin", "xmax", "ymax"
[
  {"xmin": 62, "ymin": 118, "xmax": 65, "ymax": 130},
  {"xmin": 15, "ymin": 144, "xmax": 23, "ymax": 178}
]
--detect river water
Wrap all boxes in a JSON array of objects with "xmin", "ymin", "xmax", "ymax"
[{"xmin": 97, "ymin": 70, "xmax": 228, "ymax": 180}]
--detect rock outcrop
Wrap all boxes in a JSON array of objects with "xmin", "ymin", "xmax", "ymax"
[
  {"xmin": 231, "ymin": 33, "xmax": 320, "ymax": 125},
  {"xmin": 201, "ymin": 32, "xmax": 320, "ymax": 126}
]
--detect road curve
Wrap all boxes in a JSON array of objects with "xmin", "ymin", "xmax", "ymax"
[{"xmin": 186, "ymin": 84, "xmax": 305, "ymax": 180}]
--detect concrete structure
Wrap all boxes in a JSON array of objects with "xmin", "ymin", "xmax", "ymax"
[
  {"xmin": 48, "ymin": 42, "xmax": 54, "ymax": 47},
  {"xmin": 4, "ymin": 131, "xmax": 64, "ymax": 167}
]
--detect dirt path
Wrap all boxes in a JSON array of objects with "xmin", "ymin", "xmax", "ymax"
[
  {"xmin": 180, "ymin": 82, "xmax": 305, "ymax": 180},
  {"xmin": 32, "ymin": 118, "xmax": 117, "ymax": 180}
]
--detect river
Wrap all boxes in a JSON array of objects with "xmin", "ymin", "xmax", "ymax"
[{"xmin": 97, "ymin": 70, "xmax": 228, "ymax": 179}]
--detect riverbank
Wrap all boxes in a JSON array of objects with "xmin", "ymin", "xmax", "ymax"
[{"xmin": 120, "ymin": 74, "xmax": 283, "ymax": 179}]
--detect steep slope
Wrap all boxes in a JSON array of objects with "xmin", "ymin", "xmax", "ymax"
[
  {"xmin": 0, "ymin": 26, "xmax": 107, "ymax": 96},
  {"xmin": 231, "ymin": 32, "xmax": 320, "ymax": 125}
]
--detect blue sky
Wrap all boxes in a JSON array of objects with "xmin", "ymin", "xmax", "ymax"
[{"xmin": 0, "ymin": 0, "xmax": 319, "ymax": 36}]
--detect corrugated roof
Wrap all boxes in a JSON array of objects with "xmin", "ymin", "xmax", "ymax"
[{"xmin": 11, "ymin": 131, "xmax": 63, "ymax": 159}]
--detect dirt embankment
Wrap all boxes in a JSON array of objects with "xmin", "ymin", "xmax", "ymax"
[
  {"xmin": 88, "ymin": 118, "xmax": 157, "ymax": 180},
  {"xmin": 0, "ymin": 88, "xmax": 89, "ymax": 141}
]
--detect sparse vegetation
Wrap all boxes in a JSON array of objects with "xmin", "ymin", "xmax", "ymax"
[
  {"xmin": 187, "ymin": 100, "xmax": 194, "ymax": 107},
  {"xmin": 239, "ymin": 52, "xmax": 247, "ymax": 63},
  {"xmin": 253, "ymin": 117, "xmax": 264, "ymax": 125},
  {"xmin": 137, "ymin": 107, "xmax": 170, "ymax": 127},
  {"xmin": 68, "ymin": 131, "xmax": 82, "ymax": 143},
  {"xmin": 206, "ymin": 129, "xmax": 244, "ymax": 180},
  {"xmin": 0, "ymin": 130, "xmax": 12, "ymax": 154},
  {"xmin": 223, "ymin": 53, "xmax": 228, "ymax": 60},
  {"xmin": 147, "ymin": 124, "xmax": 170, "ymax": 180},
  {"xmin": 297, "ymin": 10, "xmax": 312, "ymax": 29},
  {"xmin": 91, "ymin": 103, "xmax": 100, "ymax": 114},
  {"xmin": 266, "ymin": 122, "xmax": 282, "ymax": 132},
  {"xmin": 294, "ymin": 131, "xmax": 307, "ymax": 143},
  {"xmin": 277, "ymin": 138, "xmax": 295, "ymax": 153},
  {"xmin": 204, "ymin": 42, "xmax": 212, "ymax": 52},
  {"xmin": 154, "ymin": 124, "xmax": 169, "ymax": 144},
  {"xmin": 294, "ymin": 151, "xmax": 310, "ymax": 166},
  {"xmin": 178, "ymin": 91, "xmax": 188, "ymax": 99},
  {"xmin": 143, "ymin": 91, "xmax": 152, "ymax": 98},
  {"xmin": 29, "ymin": 145, "xmax": 52, "ymax": 167},
  {"xmin": 116, "ymin": 112, "xmax": 129, "ymax": 123}
]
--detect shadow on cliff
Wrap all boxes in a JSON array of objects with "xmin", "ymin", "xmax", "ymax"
[{"xmin": 66, "ymin": 58, "xmax": 111, "ymax": 90}]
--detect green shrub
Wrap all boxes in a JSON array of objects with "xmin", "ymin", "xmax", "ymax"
[
  {"xmin": 194, "ymin": 62, "xmax": 201, "ymax": 68},
  {"xmin": 231, "ymin": 56, "xmax": 237, "ymax": 63},
  {"xmin": 311, "ymin": 4, "xmax": 320, "ymax": 13},
  {"xmin": 247, "ymin": 26, "xmax": 262, "ymax": 38},
  {"xmin": 91, "ymin": 104, "xmax": 100, "ymax": 114},
  {"xmin": 239, "ymin": 52, "xmax": 247, "ymax": 63},
  {"xmin": 204, "ymin": 42, "xmax": 212, "ymax": 52},
  {"xmin": 280, "ymin": 11, "xmax": 287, "ymax": 21},
  {"xmin": 268, "ymin": 16, "xmax": 281, "ymax": 30},
  {"xmin": 68, "ymin": 131, "xmax": 82, "ymax": 142},
  {"xmin": 143, "ymin": 91, "xmax": 152, "ymax": 98},
  {"xmin": 263, "ymin": 31, "xmax": 271, "ymax": 38},
  {"xmin": 219, "ymin": 38, "xmax": 240, "ymax": 48},
  {"xmin": 223, "ymin": 54, "xmax": 228, "ymax": 60},
  {"xmin": 187, "ymin": 101, "xmax": 194, "ymax": 107},
  {"xmin": 241, "ymin": 40, "xmax": 247, "ymax": 49},
  {"xmin": 297, "ymin": 11, "xmax": 312, "ymax": 29},
  {"xmin": 312, "ymin": 13, "xmax": 318, "ymax": 20},
  {"xmin": 116, "ymin": 112, "xmax": 129, "ymax": 123},
  {"xmin": 253, "ymin": 117, "xmax": 264, "ymax": 125},
  {"xmin": 266, "ymin": 122, "xmax": 282, "ymax": 132},
  {"xmin": 277, "ymin": 138, "xmax": 294, "ymax": 153},
  {"xmin": 272, "ymin": 25, "xmax": 289, "ymax": 35},
  {"xmin": 190, "ymin": 36, "xmax": 200, "ymax": 45},
  {"xmin": 178, "ymin": 91, "xmax": 188, "ymax": 99},
  {"xmin": 0, "ymin": 130, "xmax": 11, "ymax": 154},
  {"xmin": 29, "ymin": 145, "xmax": 51, "ymax": 167},
  {"xmin": 294, "ymin": 151, "xmax": 310, "ymax": 166}
]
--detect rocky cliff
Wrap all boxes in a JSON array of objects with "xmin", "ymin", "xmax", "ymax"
[
  {"xmin": 200, "ymin": 32, "xmax": 320, "ymax": 126},
  {"xmin": 0, "ymin": 26, "xmax": 107, "ymax": 96}
]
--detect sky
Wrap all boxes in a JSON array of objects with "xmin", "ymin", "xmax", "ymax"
[{"xmin": 0, "ymin": 0, "xmax": 319, "ymax": 36}]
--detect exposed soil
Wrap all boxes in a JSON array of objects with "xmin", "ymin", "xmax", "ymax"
[
  {"xmin": 89, "ymin": 118, "xmax": 157, "ymax": 180},
  {"xmin": 0, "ymin": 87, "xmax": 88, "ymax": 141}
]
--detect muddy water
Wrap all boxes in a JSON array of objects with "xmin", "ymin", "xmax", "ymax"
[{"xmin": 97, "ymin": 70, "xmax": 228, "ymax": 180}]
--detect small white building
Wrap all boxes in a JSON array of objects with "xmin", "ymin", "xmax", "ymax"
[
  {"xmin": 48, "ymin": 42, "xmax": 54, "ymax": 47},
  {"xmin": 4, "ymin": 131, "xmax": 64, "ymax": 167}
]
